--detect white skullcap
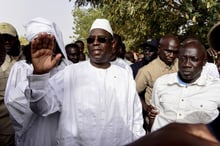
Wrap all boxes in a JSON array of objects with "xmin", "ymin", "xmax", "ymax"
[
  {"xmin": 23, "ymin": 17, "xmax": 68, "ymax": 62},
  {"xmin": 24, "ymin": 17, "xmax": 56, "ymax": 41},
  {"xmin": 89, "ymin": 18, "xmax": 113, "ymax": 36}
]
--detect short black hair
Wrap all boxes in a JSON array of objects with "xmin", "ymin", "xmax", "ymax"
[
  {"xmin": 65, "ymin": 43, "xmax": 80, "ymax": 51},
  {"xmin": 75, "ymin": 40, "xmax": 84, "ymax": 45}
]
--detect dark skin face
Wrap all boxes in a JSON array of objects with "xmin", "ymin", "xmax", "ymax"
[
  {"xmin": 79, "ymin": 52, "xmax": 86, "ymax": 61},
  {"xmin": 87, "ymin": 29, "xmax": 114, "ymax": 69},
  {"xmin": 66, "ymin": 47, "xmax": 80, "ymax": 63},
  {"xmin": 76, "ymin": 41, "xmax": 84, "ymax": 53},
  {"xmin": 0, "ymin": 34, "xmax": 20, "ymax": 56},
  {"xmin": 158, "ymin": 35, "xmax": 179, "ymax": 66},
  {"xmin": 178, "ymin": 42, "xmax": 206, "ymax": 83},
  {"xmin": 0, "ymin": 45, "xmax": 6, "ymax": 65},
  {"xmin": 111, "ymin": 37, "xmax": 120, "ymax": 61},
  {"xmin": 143, "ymin": 48, "xmax": 157, "ymax": 61}
]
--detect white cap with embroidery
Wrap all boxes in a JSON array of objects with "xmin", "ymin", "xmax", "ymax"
[{"xmin": 89, "ymin": 18, "xmax": 113, "ymax": 36}]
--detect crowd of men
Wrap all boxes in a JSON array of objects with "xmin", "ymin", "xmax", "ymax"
[{"xmin": 1, "ymin": 17, "xmax": 220, "ymax": 146}]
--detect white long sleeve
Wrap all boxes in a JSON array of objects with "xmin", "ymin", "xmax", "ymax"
[{"xmin": 25, "ymin": 61, "xmax": 145, "ymax": 146}]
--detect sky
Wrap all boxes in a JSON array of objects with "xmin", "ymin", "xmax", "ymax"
[{"xmin": 0, "ymin": 0, "xmax": 75, "ymax": 44}]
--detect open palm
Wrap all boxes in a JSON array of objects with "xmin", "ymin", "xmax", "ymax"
[{"xmin": 31, "ymin": 33, "xmax": 62, "ymax": 74}]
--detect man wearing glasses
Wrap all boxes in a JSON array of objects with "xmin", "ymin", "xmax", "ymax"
[
  {"xmin": 25, "ymin": 18, "xmax": 145, "ymax": 146},
  {"xmin": 131, "ymin": 39, "xmax": 159, "ymax": 79}
]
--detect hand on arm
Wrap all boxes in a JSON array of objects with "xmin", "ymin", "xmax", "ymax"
[
  {"xmin": 147, "ymin": 105, "xmax": 159, "ymax": 119},
  {"xmin": 146, "ymin": 104, "xmax": 159, "ymax": 132},
  {"xmin": 31, "ymin": 33, "xmax": 62, "ymax": 74}
]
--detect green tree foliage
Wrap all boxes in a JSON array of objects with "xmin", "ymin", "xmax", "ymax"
[
  {"xmin": 72, "ymin": 8, "xmax": 104, "ymax": 42},
  {"xmin": 72, "ymin": 0, "xmax": 220, "ymax": 51}
]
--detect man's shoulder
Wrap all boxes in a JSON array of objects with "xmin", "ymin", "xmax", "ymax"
[
  {"xmin": 66, "ymin": 60, "xmax": 88, "ymax": 69},
  {"xmin": 204, "ymin": 74, "xmax": 220, "ymax": 84},
  {"xmin": 205, "ymin": 62, "xmax": 217, "ymax": 67},
  {"xmin": 139, "ymin": 58, "xmax": 159, "ymax": 72},
  {"xmin": 155, "ymin": 72, "xmax": 177, "ymax": 83},
  {"xmin": 159, "ymin": 72, "xmax": 176, "ymax": 78},
  {"xmin": 111, "ymin": 63, "xmax": 129, "ymax": 72},
  {"xmin": 131, "ymin": 60, "xmax": 147, "ymax": 68}
]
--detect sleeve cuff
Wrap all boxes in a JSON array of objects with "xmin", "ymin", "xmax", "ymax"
[
  {"xmin": 26, "ymin": 73, "xmax": 50, "ymax": 102},
  {"xmin": 27, "ymin": 73, "xmax": 50, "ymax": 89}
]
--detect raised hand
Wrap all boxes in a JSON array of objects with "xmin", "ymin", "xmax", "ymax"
[
  {"xmin": 207, "ymin": 48, "xmax": 218, "ymax": 64},
  {"xmin": 31, "ymin": 33, "xmax": 62, "ymax": 74}
]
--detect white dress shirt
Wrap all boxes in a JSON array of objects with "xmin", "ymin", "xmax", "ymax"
[
  {"xmin": 202, "ymin": 62, "xmax": 219, "ymax": 78},
  {"xmin": 151, "ymin": 72, "xmax": 220, "ymax": 132},
  {"xmin": 111, "ymin": 57, "xmax": 133, "ymax": 75}
]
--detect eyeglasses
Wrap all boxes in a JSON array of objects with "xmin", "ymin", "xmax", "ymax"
[{"xmin": 87, "ymin": 36, "xmax": 112, "ymax": 44}]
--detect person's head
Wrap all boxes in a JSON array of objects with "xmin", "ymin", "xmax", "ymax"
[
  {"xmin": 87, "ymin": 18, "xmax": 114, "ymax": 68},
  {"xmin": 65, "ymin": 43, "xmax": 80, "ymax": 63},
  {"xmin": 75, "ymin": 40, "xmax": 86, "ymax": 61},
  {"xmin": 0, "ymin": 45, "xmax": 6, "ymax": 65},
  {"xmin": 111, "ymin": 33, "xmax": 125, "ymax": 60},
  {"xmin": 20, "ymin": 43, "xmax": 32, "ymax": 64},
  {"xmin": 0, "ymin": 22, "xmax": 20, "ymax": 57},
  {"xmin": 178, "ymin": 40, "xmax": 207, "ymax": 83},
  {"xmin": 24, "ymin": 17, "xmax": 68, "ymax": 65},
  {"xmin": 79, "ymin": 52, "xmax": 86, "ymax": 61},
  {"xmin": 75, "ymin": 40, "xmax": 84, "ymax": 53},
  {"xmin": 208, "ymin": 22, "xmax": 220, "ymax": 51},
  {"xmin": 181, "ymin": 37, "xmax": 201, "ymax": 46},
  {"xmin": 118, "ymin": 42, "xmax": 126, "ymax": 59},
  {"xmin": 158, "ymin": 34, "xmax": 179, "ymax": 66},
  {"xmin": 182, "ymin": 37, "xmax": 209, "ymax": 63},
  {"xmin": 140, "ymin": 38, "xmax": 158, "ymax": 62},
  {"xmin": 125, "ymin": 51, "xmax": 135, "ymax": 63}
]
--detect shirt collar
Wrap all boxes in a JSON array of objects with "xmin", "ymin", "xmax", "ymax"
[
  {"xmin": 157, "ymin": 57, "xmax": 178, "ymax": 70},
  {"xmin": 168, "ymin": 72, "xmax": 208, "ymax": 86},
  {"xmin": 1, "ymin": 55, "xmax": 16, "ymax": 71}
]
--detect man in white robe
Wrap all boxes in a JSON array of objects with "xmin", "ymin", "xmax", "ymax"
[
  {"xmin": 4, "ymin": 17, "xmax": 70, "ymax": 146},
  {"xmin": 25, "ymin": 18, "xmax": 145, "ymax": 146}
]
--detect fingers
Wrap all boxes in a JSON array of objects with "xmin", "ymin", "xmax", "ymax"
[
  {"xmin": 51, "ymin": 53, "xmax": 62, "ymax": 65},
  {"xmin": 31, "ymin": 33, "xmax": 55, "ymax": 53},
  {"xmin": 148, "ymin": 111, "xmax": 157, "ymax": 119},
  {"xmin": 147, "ymin": 105, "xmax": 159, "ymax": 119},
  {"xmin": 207, "ymin": 48, "xmax": 217, "ymax": 59},
  {"xmin": 30, "ymin": 32, "xmax": 60, "ymax": 74}
]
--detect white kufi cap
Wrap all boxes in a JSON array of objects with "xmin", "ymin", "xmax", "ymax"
[
  {"xmin": 24, "ymin": 17, "xmax": 56, "ymax": 41},
  {"xmin": 90, "ymin": 18, "xmax": 113, "ymax": 36},
  {"xmin": 23, "ymin": 17, "xmax": 69, "ymax": 63}
]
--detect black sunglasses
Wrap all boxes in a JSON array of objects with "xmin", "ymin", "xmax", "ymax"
[
  {"xmin": 87, "ymin": 36, "xmax": 112, "ymax": 44},
  {"xmin": 0, "ymin": 34, "xmax": 15, "ymax": 42}
]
